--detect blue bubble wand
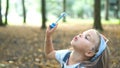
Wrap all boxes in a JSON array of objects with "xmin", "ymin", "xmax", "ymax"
[{"xmin": 50, "ymin": 12, "xmax": 67, "ymax": 29}]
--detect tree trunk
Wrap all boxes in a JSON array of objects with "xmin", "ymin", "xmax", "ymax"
[
  {"xmin": 41, "ymin": 0, "xmax": 46, "ymax": 29},
  {"xmin": 116, "ymin": 0, "xmax": 119, "ymax": 19},
  {"xmin": 0, "ymin": 0, "xmax": 3, "ymax": 26},
  {"xmin": 22, "ymin": 0, "xmax": 26, "ymax": 23},
  {"xmin": 118, "ymin": 0, "xmax": 120, "ymax": 23},
  {"xmin": 105, "ymin": 0, "xmax": 109, "ymax": 20},
  {"xmin": 5, "ymin": 0, "xmax": 9, "ymax": 25},
  {"xmin": 63, "ymin": 0, "xmax": 66, "ymax": 22},
  {"xmin": 93, "ymin": 0, "xmax": 103, "ymax": 31}
]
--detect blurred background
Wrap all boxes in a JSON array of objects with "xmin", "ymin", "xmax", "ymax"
[
  {"xmin": 0, "ymin": 0, "xmax": 119, "ymax": 28},
  {"xmin": 0, "ymin": 0, "xmax": 120, "ymax": 68}
]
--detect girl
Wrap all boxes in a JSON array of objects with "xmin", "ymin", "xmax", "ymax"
[{"xmin": 45, "ymin": 24, "xmax": 110, "ymax": 68}]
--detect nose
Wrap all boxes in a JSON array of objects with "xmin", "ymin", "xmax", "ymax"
[{"xmin": 78, "ymin": 34, "xmax": 82, "ymax": 37}]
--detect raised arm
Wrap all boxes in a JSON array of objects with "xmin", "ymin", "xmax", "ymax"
[{"xmin": 45, "ymin": 24, "xmax": 58, "ymax": 59}]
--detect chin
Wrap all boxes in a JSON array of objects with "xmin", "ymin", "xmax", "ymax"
[
  {"xmin": 70, "ymin": 40, "xmax": 74, "ymax": 45},
  {"xmin": 70, "ymin": 41, "xmax": 76, "ymax": 46}
]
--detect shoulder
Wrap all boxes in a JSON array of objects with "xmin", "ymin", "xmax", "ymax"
[
  {"xmin": 55, "ymin": 49, "xmax": 71, "ymax": 58},
  {"xmin": 55, "ymin": 49, "xmax": 71, "ymax": 63},
  {"xmin": 55, "ymin": 49, "xmax": 71, "ymax": 54}
]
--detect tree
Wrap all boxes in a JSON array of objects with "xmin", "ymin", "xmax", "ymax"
[
  {"xmin": 41, "ymin": 0, "xmax": 46, "ymax": 29},
  {"xmin": 116, "ymin": 0, "xmax": 120, "ymax": 19},
  {"xmin": 105, "ymin": 0, "xmax": 109, "ymax": 20},
  {"xmin": 0, "ymin": 0, "xmax": 4, "ymax": 26},
  {"xmin": 22, "ymin": 0, "xmax": 26, "ymax": 23},
  {"xmin": 5, "ymin": 0, "xmax": 9, "ymax": 25},
  {"xmin": 93, "ymin": 0, "xmax": 103, "ymax": 31},
  {"xmin": 63, "ymin": 0, "xmax": 66, "ymax": 22}
]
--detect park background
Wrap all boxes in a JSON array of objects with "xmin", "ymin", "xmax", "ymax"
[{"xmin": 0, "ymin": 0, "xmax": 120, "ymax": 68}]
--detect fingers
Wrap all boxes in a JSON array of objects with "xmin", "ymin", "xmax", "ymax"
[
  {"xmin": 51, "ymin": 24, "xmax": 58, "ymax": 32},
  {"xmin": 46, "ymin": 24, "xmax": 58, "ymax": 36}
]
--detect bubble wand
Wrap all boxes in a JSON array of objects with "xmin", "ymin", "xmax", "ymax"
[{"xmin": 50, "ymin": 12, "xmax": 67, "ymax": 29}]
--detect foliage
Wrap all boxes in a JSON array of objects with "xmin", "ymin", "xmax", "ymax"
[{"xmin": 0, "ymin": 0, "xmax": 119, "ymax": 24}]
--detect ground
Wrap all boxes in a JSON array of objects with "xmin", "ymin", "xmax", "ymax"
[{"xmin": 0, "ymin": 24, "xmax": 120, "ymax": 68}]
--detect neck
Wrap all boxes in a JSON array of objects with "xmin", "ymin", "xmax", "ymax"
[{"xmin": 68, "ymin": 50, "xmax": 86, "ymax": 65}]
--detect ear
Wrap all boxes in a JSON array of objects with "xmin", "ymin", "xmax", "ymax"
[{"xmin": 85, "ymin": 50, "xmax": 95, "ymax": 57}]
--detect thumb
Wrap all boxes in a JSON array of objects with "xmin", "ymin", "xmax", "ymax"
[{"xmin": 50, "ymin": 23, "xmax": 58, "ymax": 32}]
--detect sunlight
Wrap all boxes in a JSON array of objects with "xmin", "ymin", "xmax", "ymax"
[{"xmin": 8, "ymin": 10, "xmax": 41, "ymax": 27}]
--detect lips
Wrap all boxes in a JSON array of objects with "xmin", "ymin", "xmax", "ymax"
[{"xmin": 73, "ymin": 36, "xmax": 78, "ymax": 41}]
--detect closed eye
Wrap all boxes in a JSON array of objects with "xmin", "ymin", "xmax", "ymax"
[
  {"xmin": 85, "ymin": 35, "xmax": 89, "ymax": 40},
  {"xmin": 85, "ymin": 34, "xmax": 90, "ymax": 40}
]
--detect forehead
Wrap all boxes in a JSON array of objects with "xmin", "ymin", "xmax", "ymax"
[{"xmin": 83, "ymin": 29, "xmax": 97, "ymax": 35}]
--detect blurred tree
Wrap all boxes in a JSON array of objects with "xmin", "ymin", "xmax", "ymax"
[
  {"xmin": 118, "ymin": 0, "xmax": 120, "ymax": 11},
  {"xmin": 0, "ymin": 0, "xmax": 4, "ymax": 26},
  {"xmin": 63, "ymin": 0, "xmax": 66, "ymax": 22},
  {"xmin": 93, "ymin": 0, "xmax": 103, "ymax": 31},
  {"xmin": 22, "ymin": 0, "xmax": 26, "ymax": 23},
  {"xmin": 41, "ymin": 0, "xmax": 46, "ymax": 29},
  {"xmin": 116, "ymin": 0, "xmax": 120, "ymax": 19},
  {"xmin": 113, "ymin": 0, "xmax": 119, "ymax": 19},
  {"xmin": 105, "ymin": 0, "xmax": 109, "ymax": 20},
  {"xmin": 4, "ymin": 0, "xmax": 9, "ymax": 25},
  {"xmin": 109, "ymin": 0, "xmax": 119, "ymax": 18}
]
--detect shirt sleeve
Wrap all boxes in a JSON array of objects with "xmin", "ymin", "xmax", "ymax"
[{"xmin": 55, "ymin": 49, "xmax": 70, "ymax": 64}]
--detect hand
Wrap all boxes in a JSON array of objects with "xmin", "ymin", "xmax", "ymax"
[{"xmin": 46, "ymin": 24, "xmax": 58, "ymax": 37}]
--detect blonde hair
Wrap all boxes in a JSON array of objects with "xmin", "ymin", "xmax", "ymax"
[
  {"xmin": 69, "ymin": 29, "xmax": 110, "ymax": 68},
  {"xmin": 84, "ymin": 46, "xmax": 110, "ymax": 68},
  {"xmin": 82, "ymin": 30, "xmax": 110, "ymax": 68}
]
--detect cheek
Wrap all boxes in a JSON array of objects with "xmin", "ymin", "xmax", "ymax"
[
  {"xmin": 71, "ymin": 38, "xmax": 86, "ymax": 46},
  {"xmin": 71, "ymin": 39, "xmax": 92, "ymax": 52},
  {"xmin": 71, "ymin": 40, "xmax": 81, "ymax": 46}
]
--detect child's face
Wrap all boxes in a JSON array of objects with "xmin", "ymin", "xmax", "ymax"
[{"xmin": 71, "ymin": 29, "xmax": 99, "ymax": 55}]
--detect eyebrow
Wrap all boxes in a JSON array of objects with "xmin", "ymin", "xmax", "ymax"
[{"xmin": 87, "ymin": 34, "xmax": 91, "ymax": 37}]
